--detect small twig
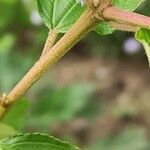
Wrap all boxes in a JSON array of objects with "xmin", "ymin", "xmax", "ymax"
[
  {"xmin": 0, "ymin": 9, "xmax": 98, "ymax": 116},
  {"xmin": 103, "ymin": 7, "xmax": 150, "ymax": 29},
  {"xmin": 41, "ymin": 29, "xmax": 58, "ymax": 57},
  {"xmin": 0, "ymin": 106, "xmax": 5, "ymax": 118},
  {"xmin": 0, "ymin": 94, "xmax": 7, "ymax": 118}
]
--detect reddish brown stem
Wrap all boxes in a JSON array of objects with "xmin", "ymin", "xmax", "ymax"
[
  {"xmin": 103, "ymin": 7, "xmax": 150, "ymax": 29},
  {"xmin": 109, "ymin": 21, "xmax": 140, "ymax": 32}
]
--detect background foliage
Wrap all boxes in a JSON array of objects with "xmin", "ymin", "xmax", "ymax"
[{"xmin": 0, "ymin": 0, "xmax": 150, "ymax": 149}]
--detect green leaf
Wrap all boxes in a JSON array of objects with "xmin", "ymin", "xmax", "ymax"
[
  {"xmin": 37, "ymin": 0, "xmax": 113, "ymax": 35},
  {"xmin": 0, "ymin": 123, "xmax": 17, "ymax": 140},
  {"xmin": 37, "ymin": 0, "xmax": 85, "ymax": 33},
  {"xmin": 2, "ymin": 98, "xmax": 29, "ymax": 130},
  {"xmin": 135, "ymin": 28, "xmax": 150, "ymax": 66},
  {"xmin": 0, "ymin": 133, "xmax": 80, "ymax": 150},
  {"xmin": 113, "ymin": 0, "xmax": 144, "ymax": 11},
  {"xmin": 95, "ymin": 22, "xmax": 114, "ymax": 35},
  {"xmin": 37, "ymin": 0, "xmax": 145, "ymax": 35}
]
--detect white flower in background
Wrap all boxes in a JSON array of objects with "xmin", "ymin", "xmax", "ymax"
[
  {"xmin": 123, "ymin": 37, "xmax": 142, "ymax": 55},
  {"xmin": 30, "ymin": 10, "xmax": 42, "ymax": 26},
  {"xmin": 76, "ymin": 0, "xmax": 85, "ymax": 6}
]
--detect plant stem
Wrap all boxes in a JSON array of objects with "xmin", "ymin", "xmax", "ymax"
[
  {"xmin": 41, "ymin": 29, "xmax": 58, "ymax": 57},
  {"xmin": 103, "ymin": 7, "xmax": 150, "ymax": 29},
  {"xmin": 0, "ymin": 9, "xmax": 98, "ymax": 116},
  {"xmin": 109, "ymin": 21, "xmax": 139, "ymax": 32},
  {"xmin": 1, "ymin": 1, "xmax": 150, "ymax": 118},
  {"xmin": 0, "ymin": 106, "xmax": 5, "ymax": 118}
]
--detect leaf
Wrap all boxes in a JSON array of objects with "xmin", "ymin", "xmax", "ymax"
[
  {"xmin": 135, "ymin": 28, "xmax": 150, "ymax": 66},
  {"xmin": 2, "ymin": 98, "xmax": 30, "ymax": 130},
  {"xmin": 0, "ymin": 133, "xmax": 80, "ymax": 150},
  {"xmin": 37, "ymin": 0, "xmax": 85, "ymax": 33},
  {"xmin": 95, "ymin": 22, "xmax": 114, "ymax": 35},
  {"xmin": 0, "ymin": 123, "xmax": 17, "ymax": 140},
  {"xmin": 37, "ymin": 0, "xmax": 144, "ymax": 36},
  {"xmin": 113, "ymin": 0, "xmax": 144, "ymax": 11}
]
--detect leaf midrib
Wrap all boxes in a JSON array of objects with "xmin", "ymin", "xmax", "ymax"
[{"xmin": 55, "ymin": 2, "xmax": 78, "ymax": 29}]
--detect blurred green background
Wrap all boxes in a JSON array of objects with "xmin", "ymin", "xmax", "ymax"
[{"xmin": 0, "ymin": 0, "xmax": 150, "ymax": 150}]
